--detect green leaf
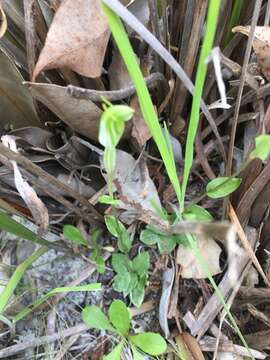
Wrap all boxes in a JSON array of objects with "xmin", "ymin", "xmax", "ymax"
[
  {"xmin": 111, "ymin": 253, "xmax": 130, "ymax": 273},
  {"xmin": 131, "ymin": 345, "xmax": 145, "ymax": 360},
  {"xmin": 103, "ymin": 340, "xmax": 125, "ymax": 360},
  {"xmin": 105, "ymin": 216, "xmax": 131, "ymax": 253},
  {"xmin": 157, "ymin": 234, "xmax": 177, "ymax": 254},
  {"xmin": 0, "ymin": 211, "xmax": 62, "ymax": 250},
  {"xmin": 95, "ymin": 256, "xmax": 105, "ymax": 274},
  {"xmin": 140, "ymin": 229, "xmax": 158, "ymax": 245},
  {"xmin": 126, "ymin": 272, "xmax": 139, "ymax": 293},
  {"xmin": 129, "ymin": 332, "xmax": 167, "ymax": 356},
  {"xmin": 105, "ymin": 215, "xmax": 120, "ymax": 237},
  {"xmin": 206, "ymin": 177, "xmax": 241, "ymax": 199},
  {"xmin": 183, "ymin": 204, "xmax": 213, "ymax": 221},
  {"xmin": 174, "ymin": 234, "xmax": 191, "ymax": 248},
  {"xmin": 14, "ymin": 284, "xmax": 101, "ymax": 323},
  {"xmin": 99, "ymin": 195, "xmax": 121, "ymax": 206},
  {"xmin": 105, "ymin": 216, "xmax": 125, "ymax": 237},
  {"xmin": 132, "ymin": 252, "xmax": 150, "ymax": 277},
  {"xmin": 0, "ymin": 246, "xmax": 48, "ymax": 316},
  {"xmin": 63, "ymin": 225, "xmax": 88, "ymax": 246},
  {"xmin": 108, "ymin": 300, "xmax": 130, "ymax": 336},
  {"xmin": 113, "ymin": 272, "xmax": 131, "ymax": 296},
  {"xmin": 250, "ymin": 135, "xmax": 270, "ymax": 161},
  {"xmin": 140, "ymin": 228, "xmax": 177, "ymax": 254},
  {"xmin": 117, "ymin": 228, "xmax": 131, "ymax": 253},
  {"xmin": 130, "ymin": 283, "xmax": 145, "ymax": 307},
  {"xmin": 81, "ymin": 305, "xmax": 115, "ymax": 332}
]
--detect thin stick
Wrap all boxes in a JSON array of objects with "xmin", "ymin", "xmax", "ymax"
[
  {"xmin": 67, "ymin": 72, "xmax": 165, "ymax": 101},
  {"xmin": 229, "ymin": 203, "xmax": 270, "ymax": 287},
  {"xmin": 226, "ymin": 0, "xmax": 263, "ymax": 176},
  {"xmin": 0, "ymin": 323, "xmax": 88, "ymax": 359}
]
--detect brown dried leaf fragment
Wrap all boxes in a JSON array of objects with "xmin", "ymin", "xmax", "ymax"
[
  {"xmin": 232, "ymin": 26, "xmax": 270, "ymax": 80},
  {"xmin": 1, "ymin": 135, "xmax": 49, "ymax": 234},
  {"xmin": 177, "ymin": 236, "xmax": 221, "ymax": 279},
  {"xmin": 130, "ymin": 96, "xmax": 152, "ymax": 146},
  {"xmin": 175, "ymin": 332, "xmax": 205, "ymax": 360},
  {"xmin": 33, "ymin": 0, "xmax": 110, "ymax": 80},
  {"xmin": 0, "ymin": 5, "xmax": 7, "ymax": 38},
  {"xmin": 25, "ymin": 82, "xmax": 102, "ymax": 141}
]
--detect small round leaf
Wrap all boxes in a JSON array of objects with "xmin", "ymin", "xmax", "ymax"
[
  {"xmin": 183, "ymin": 204, "xmax": 213, "ymax": 221},
  {"xmin": 206, "ymin": 177, "xmax": 241, "ymax": 199},
  {"xmin": 250, "ymin": 134, "xmax": 270, "ymax": 161},
  {"xmin": 104, "ymin": 340, "xmax": 124, "ymax": 360},
  {"xmin": 140, "ymin": 229, "xmax": 158, "ymax": 245},
  {"xmin": 81, "ymin": 305, "xmax": 115, "ymax": 332},
  {"xmin": 108, "ymin": 300, "xmax": 131, "ymax": 336},
  {"xmin": 129, "ymin": 332, "xmax": 167, "ymax": 355},
  {"xmin": 63, "ymin": 225, "xmax": 88, "ymax": 246}
]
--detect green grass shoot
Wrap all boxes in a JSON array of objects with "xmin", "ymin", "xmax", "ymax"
[
  {"xmin": 224, "ymin": 0, "xmax": 244, "ymax": 47},
  {"xmin": 180, "ymin": 0, "xmax": 221, "ymax": 207},
  {"xmin": 102, "ymin": 2, "xmax": 182, "ymax": 207},
  {"xmin": 0, "ymin": 210, "xmax": 65, "ymax": 251},
  {"xmin": 102, "ymin": 1, "xmax": 253, "ymax": 356},
  {"xmin": 13, "ymin": 283, "xmax": 101, "ymax": 323},
  {"xmin": 0, "ymin": 246, "xmax": 48, "ymax": 315}
]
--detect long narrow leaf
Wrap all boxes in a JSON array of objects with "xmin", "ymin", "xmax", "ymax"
[
  {"xmin": 180, "ymin": 0, "xmax": 221, "ymax": 206},
  {"xmin": 0, "ymin": 246, "xmax": 48, "ymax": 315},
  {"xmin": 13, "ymin": 283, "xmax": 101, "ymax": 322},
  {"xmin": 0, "ymin": 211, "xmax": 65, "ymax": 251},
  {"xmin": 101, "ymin": 2, "xmax": 181, "ymax": 206}
]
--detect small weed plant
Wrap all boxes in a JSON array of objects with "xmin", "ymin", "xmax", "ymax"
[
  {"xmin": 82, "ymin": 299, "xmax": 167, "ymax": 358},
  {"xmin": 100, "ymin": 0, "xmax": 270, "ymax": 358}
]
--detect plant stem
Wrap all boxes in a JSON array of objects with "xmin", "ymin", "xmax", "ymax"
[
  {"xmin": 102, "ymin": 2, "xmax": 182, "ymax": 206},
  {"xmin": 181, "ymin": 0, "xmax": 221, "ymax": 211}
]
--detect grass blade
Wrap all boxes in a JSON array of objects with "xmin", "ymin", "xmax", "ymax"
[
  {"xmin": 101, "ymin": 1, "xmax": 181, "ymax": 206},
  {"xmin": 0, "ymin": 211, "xmax": 66, "ymax": 252},
  {"xmin": 0, "ymin": 246, "xmax": 48, "ymax": 315},
  {"xmin": 13, "ymin": 283, "xmax": 101, "ymax": 322},
  {"xmin": 181, "ymin": 0, "xmax": 221, "ymax": 207},
  {"xmin": 224, "ymin": 0, "xmax": 244, "ymax": 46}
]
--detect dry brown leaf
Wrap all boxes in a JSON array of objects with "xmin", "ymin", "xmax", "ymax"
[
  {"xmin": 229, "ymin": 204, "xmax": 270, "ymax": 287},
  {"xmin": 232, "ymin": 26, "xmax": 270, "ymax": 80},
  {"xmin": 0, "ymin": 48, "xmax": 40, "ymax": 128},
  {"xmin": 159, "ymin": 266, "xmax": 175, "ymax": 339},
  {"xmin": 25, "ymin": 82, "xmax": 102, "ymax": 141},
  {"xmin": 177, "ymin": 236, "xmax": 221, "ymax": 279},
  {"xmin": 101, "ymin": 149, "xmax": 161, "ymax": 214},
  {"xmin": 108, "ymin": 47, "xmax": 133, "ymax": 90},
  {"xmin": 0, "ymin": 5, "xmax": 7, "ymax": 38},
  {"xmin": 33, "ymin": 0, "xmax": 110, "ymax": 80},
  {"xmin": 130, "ymin": 96, "xmax": 152, "ymax": 146},
  {"xmin": 175, "ymin": 332, "xmax": 205, "ymax": 360},
  {"xmin": 1, "ymin": 135, "xmax": 49, "ymax": 234},
  {"xmin": 126, "ymin": 0, "xmax": 150, "ymax": 35}
]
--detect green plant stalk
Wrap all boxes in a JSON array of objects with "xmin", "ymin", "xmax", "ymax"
[
  {"xmin": 224, "ymin": 0, "xmax": 244, "ymax": 47},
  {"xmin": 187, "ymin": 234, "xmax": 253, "ymax": 359},
  {"xmin": 180, "ymin": 0, "xmax": 221, "ymax": 209},
  {"xmin": 0, "ymin": 246, "xmax": 48, "ymax": 315},
  {"xmin": 102, "ymin": 3, "xmax": 252, "ymax": 356},
  {"xmin": 102, "ymin": 2, "xmax": 182, "ymax": 207},
  {"xmin": 13, "ymin": 283, "xmax": 101, "ymax": 322}
]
